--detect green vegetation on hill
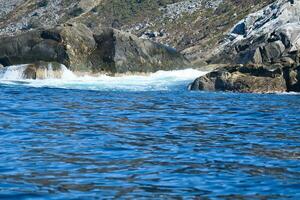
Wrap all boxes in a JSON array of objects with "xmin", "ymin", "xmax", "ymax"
[{"xmin": 95, "ymin": 0, "xmax": 182, "ymax": 24}]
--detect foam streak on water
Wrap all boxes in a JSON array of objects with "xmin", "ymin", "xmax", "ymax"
[{"xmin": 0, "ymin": 64, "xmax": 207, "ymax": 91}]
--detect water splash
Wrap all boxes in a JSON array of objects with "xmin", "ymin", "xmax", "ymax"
[
  {"xmin": 0, "ymin": 64, "xmax": 207, "ymax": 91},
  {"xmin": 45, "ymin": 63, "xmax": 54, "ymax": 79},
  {"xmin": 0, "ymin": 65, "xmax": 28, "ymax": 80}
]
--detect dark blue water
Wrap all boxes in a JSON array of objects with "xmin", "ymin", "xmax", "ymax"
[{"xmin": 0, "ymin": 83, "xmax": 300, "ymax": 199}]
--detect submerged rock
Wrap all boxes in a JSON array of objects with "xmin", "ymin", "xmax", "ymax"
[
  {"xmin": 190, "ymin": 64, "xmax": 300, "ymax": 93},
  {"xmin": 0, "ymin": 23, "xmax": 190, "ymax": 75}
]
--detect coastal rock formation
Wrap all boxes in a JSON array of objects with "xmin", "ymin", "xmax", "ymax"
[
  {"xmin": 190, "ymin": 64, "xmax": 300, "ymax": 93},
  {"xmin": 212, "ymin": 0, "xmax": 300, "ymax": 66},
  {"xmin": 0, "ymin": 0, "xmax": 275, "ymax": 66},
  {"xmin": 0, "ymin": 23, "xmax": 190, "ymax": 74},
  {"xmin": 190, "ymin": 0, "xmax": 300, "ymax": 93}
]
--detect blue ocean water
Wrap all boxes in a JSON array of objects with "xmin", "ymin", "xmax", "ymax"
[{"xmin": 0, "ymin": 68, "xmax": 300, "ymax": 199}]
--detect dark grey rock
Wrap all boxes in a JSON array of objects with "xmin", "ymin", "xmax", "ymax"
[
  {"xmin": 261, "ymin": 41, "xmax": 286, "ymax": 63},
  {"xmin": 232, "ymin": 22, "xmax": 246, "ymax": 35},
  {"xmin": 0, "ymin": 23, "xmax": 190, "ymax": 74},
  {"xmin": 284, "ymin": 66, "xmax": 300, "ymax": 92}
]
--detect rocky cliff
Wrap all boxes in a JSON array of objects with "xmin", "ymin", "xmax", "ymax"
[
  {"xmin": 0, "ymin": 0, "xmax": 195, "ymax": 75},
  {"xmin": 211, "ymin": 0, "xmax": 300, "ymax": 66},
  {"xmin": 190, "ymin": 0, "xmax": 300, "ymax": 93},
  {"xmin": 0, "ymin": 0, "xmax": 275, "ymax": 65},
  {"xmin": 2, "ymin": 0, "xmax": 298, "ymax": 91}
]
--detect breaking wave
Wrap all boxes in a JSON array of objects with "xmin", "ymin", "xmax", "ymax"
[{"xmin": 0, "ymin": 64, "xmax": 207, "ymax": 91}]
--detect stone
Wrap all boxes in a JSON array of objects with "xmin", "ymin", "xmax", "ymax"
[
  {"xmin": 251, "ymin": 48, "xmax": 263, "ymax": 64},
  {"xmin": 0, "ymin": 23, "xmax": 190, "ymax": 75},
  {"xmin": 23, "ymin": 64, "xmax": 37, "ymax": 79},
  {"xmin": 280, "ymin": 57, "xmax": 295, "ymax": 66},
  {"xmin": 285, "ymin": 66, "xmax": 300, "ymax": 92},
  {"xmin": 189, "ymin": 65, "xmax": 288, "ymax": 93},
  {"xmin": 212, "ymin": 0, "xmax": 300, "ymax": 67},
  {"xmin": 231, "ymin": 22, "xmax": 246, "ymax": 35},
  {"xmin": 261, "ymin": 41, "xmax": 286, "ymax": 63},
  {"xmin": 22, "ymin": 62, "xmax": 64, "ymax": 79}
]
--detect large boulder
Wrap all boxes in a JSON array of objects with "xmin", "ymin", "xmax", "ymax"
[
  {"xmin": 189, "ymin": 64, "xmax": 300, "ymax": 93},
  {"xmin": 284, "ymin": 65, "xmax": 300, "ymax": 92},
  {"xmin": 89, "ymin": 28, "xmax": 191, "ymax": 73},
  {"xmin": 0, "ymin": 23, "xmax": 95, "ymax": 71},
  {"xmin": 0, "ymin": 23, "xmax": 190, "ymax": 74}
]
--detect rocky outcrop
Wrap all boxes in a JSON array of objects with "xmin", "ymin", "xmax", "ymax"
[
  {"xmin": 190, "ymin": 0, "xmax": 300, "ymax": 93},
  {"xmin": 0, "ymin": 0, "xmax": 275, "ymax": 66},
  {"xmin": 212, "ymin": 0, "xmax": 300, "ymax": 66},
  {"xmin": 0, "ymin": 23, "xmax": 190, "ymax": 74},
  {"xmin": 224, "ymin": 23, "xmax": 300, "ymax": 66},
  {"xmin": 189, "ymin": 64, "xmax": 300, "ymax": 93}
]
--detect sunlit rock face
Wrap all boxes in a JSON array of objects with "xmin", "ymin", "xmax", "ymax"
[
  {"xmin": 212, "ymin": 0, "xmax": 300, "ymax": 66},
  {"xmin": 190, "ymin": 0, "xmax": 300, "ymax": 93}
]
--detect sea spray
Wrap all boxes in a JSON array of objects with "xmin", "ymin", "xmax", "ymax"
[
  {"xmin": 0, "ymin": 64, "xmax": 69, "ymax": 80},
  {"xmin": 0, "ymin": 65, "xmax": 29, "ymax": 80},
  {"xmin": 46, "ymin": 63, "xmax": 54, "ymax": 79},
  {"xmin": 0, "ymin": 64, "xmax": 207, "ymax": 91}
]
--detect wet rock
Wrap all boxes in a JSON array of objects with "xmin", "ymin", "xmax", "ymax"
[
  {"xmin": 23, "ymin": 64, "xmax": 37, "ymax": 79},
  {"xmin": 190, "ymin": 65, "xmax": 289, "ymax": 93},
  {"xmin": 22, "ymin": 62, "xmax": 66, "ymax": 79},
  {"xmin": 285, "ymin": 66, "xmax": 300, "ymax": 92}
]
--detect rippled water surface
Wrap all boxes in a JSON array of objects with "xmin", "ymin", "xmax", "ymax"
[{"xmin": 0, "ymin": 81, "xmax": 300, "ymax": 199}]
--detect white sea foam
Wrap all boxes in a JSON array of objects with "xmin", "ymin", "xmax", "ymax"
[
  {"xmin": 0, "ymin": 64, "xmax": 28, "ymax": 80},
  {"xmin": 0, "ymin": 64, "xmax": 207, "ymax": 91}
]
